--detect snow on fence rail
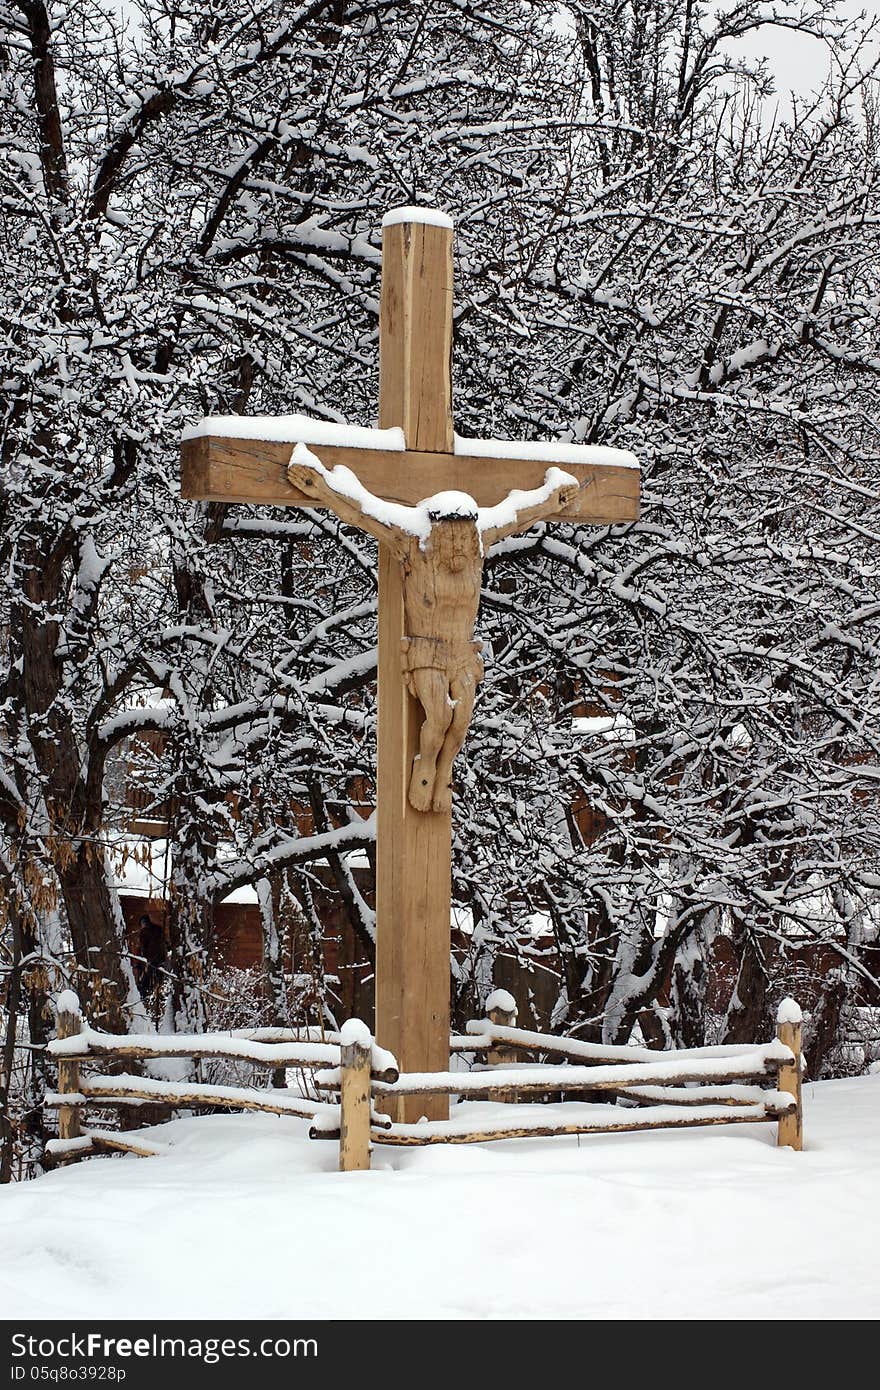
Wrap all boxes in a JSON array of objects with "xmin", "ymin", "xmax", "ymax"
[{"xmin": 43, "ymin": 991, "xmax": 804, "ymax": 1171}]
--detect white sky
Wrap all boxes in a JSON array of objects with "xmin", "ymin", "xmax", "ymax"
[{"xmin": 725, "ymin": 0, "xmax": 879, "ymax": 102}]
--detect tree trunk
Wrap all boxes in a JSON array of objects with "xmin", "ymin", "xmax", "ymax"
[
  {"xmin": 804, "ymin": 967, "xmax": 847, "ymax": 1080},
  {"xmin": 13, "ymin": 540, "xmax": 131, "ymax": 1031},
  {"xmin": 722, "ymin": 920, "xmax": 770, "ymax": 1045}
]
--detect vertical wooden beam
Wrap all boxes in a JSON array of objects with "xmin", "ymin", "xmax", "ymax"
[
  {"xmin": 56, "ymin": 991, "xmax": 83, "ymax": 1147},
  {"xmin": 376, "ymin": 212, "xmax": 454, "ymax": 1122},
  {"xmin": 776, "ymin": 998, "xmax": 803, "ymax": 1151},
  {"xmin": 339, "ymin": 1020, "xmax": 372, "ymax": 1172}
]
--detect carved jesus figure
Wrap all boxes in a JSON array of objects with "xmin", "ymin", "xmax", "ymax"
[{"xmin": 289, "ymin": 446, "xmax": 579, "ymax": 813}]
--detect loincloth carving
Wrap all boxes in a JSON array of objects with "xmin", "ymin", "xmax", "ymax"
[{"xmin": 401, "ymin": 635, "xmax": 485, "ymax": 689}]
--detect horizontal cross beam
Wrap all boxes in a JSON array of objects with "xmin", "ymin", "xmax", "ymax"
[{"xmin": 181, "ymin": 435, "xmax": 640, "ymax": 525}]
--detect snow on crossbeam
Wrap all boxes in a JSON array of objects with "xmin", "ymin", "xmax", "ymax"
[
  {"xmin": 454, "ymin": 434, "xmax": 638, "ymax": 470},
  {"xmin": 183, "ymin": 414, "xmax": 406, "ymax": 451},
  {"xmin": 182, "ymin": 413, "xmax": 637, "ymax": 472}
]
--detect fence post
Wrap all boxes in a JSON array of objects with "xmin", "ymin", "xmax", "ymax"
[
  {"xmin": 776, "ymin": 998, "xmax": 803, "ymax": 1151},
  {"xmin": 339, "ymin": 1019, "xmax": 372, "ymax": 1172},
  {"xmin": 56, "ymin": 991, "xmax": 84, "ymax": 1146},
  {"xmin": 486, "ymin": 988, "xmax": 518, "ymax": 1103}
]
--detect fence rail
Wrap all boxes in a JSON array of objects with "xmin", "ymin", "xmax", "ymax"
[
  {"xmin": 369, "ymin": 1102, "xmax": 791, "ymax": 1146},
  {"xmin": 50, "ymin": 1021, "xmax": 398, "ymax": 1080},
  {"xmin": 43, "ymin": 989, "xmax": 804, "ymax": 1172}
]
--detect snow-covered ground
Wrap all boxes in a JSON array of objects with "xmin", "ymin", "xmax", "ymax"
[{"xmin": 1, "ymin": 1074, "xmax": 878, "ymax": 1320}]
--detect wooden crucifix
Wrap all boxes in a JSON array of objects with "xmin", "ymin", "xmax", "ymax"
[{"xmin": 181, "ymin": 207, "xmax": 639, "ymax": 1121}]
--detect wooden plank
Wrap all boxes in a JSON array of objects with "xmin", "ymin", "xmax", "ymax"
[
  {"xmin": 180, "ymin": 435, "xmax": 639, "ymax": 524},
  {"xmin": 380, "ymin": 221, "xmax": 454, "ymax": 452},
  {"xmin": 87, "ymin": 1128, "xmax": 167, "ymax": 1158},
  {"xmin": 371, "ymin": 1056, "xmax": 782, "ymax": 1096},
  {"xmin": 375, "ymin": 217, "xmax": 455, "ymax": 1125},
  {"xmin": 75, "ymin": 1076, "xmax": 332, "ymax": 1120},
  {"xmin": 48, "ymin": 1033, "xmax": 398, "ymax": 1082},
  {"xmin": 371, "ymin": 1106, "xmax": 779, "ymax": 1146}
]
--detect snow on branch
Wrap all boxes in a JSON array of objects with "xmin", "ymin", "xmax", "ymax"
[{"xmin": 208, "ymin": 814, "xmax": 376, "ymax": 901}]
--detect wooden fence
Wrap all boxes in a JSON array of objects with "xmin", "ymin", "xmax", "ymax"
[
  {"xmin": 44, "ymin": 990, "xmax": 803, "ymax": 1171},
  {"xmin": 43, "ymin": 991, "xmax": 398, "ymax": 1161}
]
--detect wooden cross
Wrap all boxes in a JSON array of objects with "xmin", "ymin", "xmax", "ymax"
[{"xmin": 181, "ymin": 207, "xmax": 639, "ymax": 1121}]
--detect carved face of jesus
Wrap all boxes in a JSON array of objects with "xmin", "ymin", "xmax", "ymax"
[{"xmin": 430, "ymin": 518, "xmax": 481, "ymax": 574}]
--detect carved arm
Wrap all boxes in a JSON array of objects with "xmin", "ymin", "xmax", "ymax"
[
  {"xmin": 480, "ymin": 470, "xmax": 581, "ymax": 549},
  {"xmin": 288, "ymin": 447, "xmax": 410, "ymax": 555}
]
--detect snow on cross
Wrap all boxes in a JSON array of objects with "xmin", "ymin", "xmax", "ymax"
[{"xmin": 180, "ymin": 208, "xmax": 641, "ymax": 1122}]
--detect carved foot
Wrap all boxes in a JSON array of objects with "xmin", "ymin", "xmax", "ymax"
[
  {"xmin": 431, "ymin": 782, "xmax": 453, "ymax": 814},
  {"xmin": 408, "ymin": 760, "xmax": 436, "ymax": 813}
]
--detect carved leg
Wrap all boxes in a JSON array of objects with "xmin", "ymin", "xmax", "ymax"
[
  {"xmin": 407, "ymin": 669, "xmax": 454, "ymax": 812},
  {"xmin": 431, "ymin": 673, "xmax": 476, "ymax": 814}
]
